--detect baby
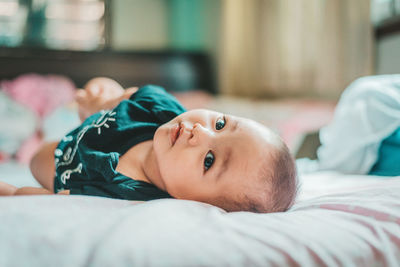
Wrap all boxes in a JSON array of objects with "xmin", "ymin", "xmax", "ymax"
[{"xmin": 0, "ymin": 78, "xmax": 298, "ymax": 213}]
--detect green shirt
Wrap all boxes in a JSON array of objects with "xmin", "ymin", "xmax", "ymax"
[
  {"xmin": 54, "ymin": 85, "xmax": 186, "ymax": 200},
  {"xmin": 369, "ymin": 127, "xmax": 400, "ymax": 176}
]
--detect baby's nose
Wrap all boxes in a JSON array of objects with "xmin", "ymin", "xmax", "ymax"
[
  {"xmin": 178, "ymin": 122, "xmax": 193, "ymax": 140},
  {"xmin": 180, "ymin": 121, "xmax": 193, "ymax": 133},
  {"xmin": 188, "ymin": 123, "xmax": 212, "ymax": 146}
]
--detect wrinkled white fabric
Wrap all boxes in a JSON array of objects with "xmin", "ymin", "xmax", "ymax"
[
  {"xmin": 301, "ymin": 75, "xmax": 400, "ymax": 174},
  {"xmin": 0, "ymin": 172, "xmax": 399, "ymax": 267}
]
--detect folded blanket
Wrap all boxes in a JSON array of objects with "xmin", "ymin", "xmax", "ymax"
[{"xmin": 299, "ymin": 75, "xmax": 400, "ymax": 174}]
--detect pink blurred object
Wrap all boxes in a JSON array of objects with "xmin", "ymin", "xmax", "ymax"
[
  {"xmin": 15, "ymin": 132, "xmax": 43, "ymax": 165},
  {"xmin": 1, "ymin": 73, "xmax": 75, "ymax": 118},
  {"xmin": 0, "ymin": 152, "xmax": 10, "ymax": 163},
  {"xmin": 1, "ymin": 73, "xmax": 76, "ymax": 164},
  {"xmin": 279, "ymin": 102, "xmax": 335, "ymax": 149}
]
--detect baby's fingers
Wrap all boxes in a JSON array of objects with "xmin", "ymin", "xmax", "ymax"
[
  {"xmin": 75, "ymin": 89, "xmax": 87, "ymax": 103},
  {"xmin": 125, "ymin": 87, "xmax": 139, "ymax": 95},
  {"xmin": 86, "ymin": 84, "xmax": 104, "ymax": 97}
]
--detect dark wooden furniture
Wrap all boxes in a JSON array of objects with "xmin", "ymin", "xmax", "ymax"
[
  {"xmin": 0, "ymin": 47, "xmax": 216, "ymax": 93},
  {"xmin": 375, "ymin": 15, "xmax": 400, "ymax": 39}
]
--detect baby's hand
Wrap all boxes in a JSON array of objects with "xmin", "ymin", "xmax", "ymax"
[
  {"xmin": 76, "ymin": 77, "xmax": 124, "ymax": 121},
  {"xmin": 76, "ymin": 77, "xmax": 137, "ymax": 122}
]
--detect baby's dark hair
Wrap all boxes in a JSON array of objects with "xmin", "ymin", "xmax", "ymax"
[
  {"xmin": 264, "ymin": 140, "xmax": 299, "ymax": 212},
  {"xmin": 211, "ymin": 136, "xmax": 299, "ymax": 213}
]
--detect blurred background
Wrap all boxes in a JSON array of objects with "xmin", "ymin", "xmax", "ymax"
[
  {"xmin": 0, "ymin": 0, "xmax": 398, "ymax": 98},
  {"xmin": 0, "ymin": 0, "xmax": 400, "ymax": 162}
]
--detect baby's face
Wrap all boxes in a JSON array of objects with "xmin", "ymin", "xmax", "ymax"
[{"xmin": 153, "ymin": 109, "xmax": 277, "ymax": 204}]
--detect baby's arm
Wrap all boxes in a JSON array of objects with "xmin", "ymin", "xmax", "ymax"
[
  {"xmin": 76, "ymin": 77, "xmax": 138, "ymax": 122},
  {"xmin": 0, "ymin": 181, "xmax": 69, "ymax": 196},
  {"xmin": 13, "ymin": 188, "xmax": 69, "ymax": 195},
  {"xmin": 30, "ymin": 141, "xmax": 58, "ymax": 191},
  {"xmin": 14, "ymin": 186, "xmax": 53, "ymax": 195},
  {"xmin": 0, "ymin": 181, "xmax": 18, "ymax": 195}
]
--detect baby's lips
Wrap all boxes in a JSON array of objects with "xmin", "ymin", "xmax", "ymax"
[{"xmin": 170, "ymin": 123, "xmax": 180, "ymax": 146}]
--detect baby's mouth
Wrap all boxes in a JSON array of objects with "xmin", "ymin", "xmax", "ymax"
[{"xmin": 170, "ymin": 123, "xmax": 181, "ymax": 146}]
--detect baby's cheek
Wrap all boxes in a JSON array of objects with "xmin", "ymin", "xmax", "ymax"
[
  {"xmin": 166, "ymin": 168, "xmax": 193, "ymax": 195},
  {"xmin": 158, "ymin": 158, "xmax": 180, "ymax": 183}
]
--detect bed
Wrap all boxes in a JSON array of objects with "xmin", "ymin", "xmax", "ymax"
[
  {"xmin": 1, "ymin": 166, "xmax": 399, "ymax": 266},
  {"xmin": 1, "ymin": 50, "xmax": 399, "ymax": 267}
]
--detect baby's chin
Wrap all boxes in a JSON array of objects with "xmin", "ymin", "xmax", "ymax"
[{"xmin": 152, "ymin": 127, "xmax": 165, "ymax": 163}]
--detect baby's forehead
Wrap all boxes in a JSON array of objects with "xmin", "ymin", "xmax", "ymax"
[
  {"xmin": 233, "ymin": 115, "xmax": 269, "ymax": 130},
  {"xmin": 220, "ymin": 139, "xmax": 276, "ymax": 179},
  {"xmin": 233, "ymin": 116, "xmax": 279, "ymax": 144},
  {"xmin": 230, "ymin": 119, "xmax": 280, "ymax": 162}
]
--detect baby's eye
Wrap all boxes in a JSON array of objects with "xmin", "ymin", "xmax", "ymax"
[
  {"xmin": 215, "ymin": 116, "xmax": 226, "ymax": 130},
  {"xmin": 204, "ymin": 151, "xmax": 214, "ymax": 171}
]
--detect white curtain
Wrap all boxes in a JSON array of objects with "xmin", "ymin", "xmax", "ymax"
[{"xmin": 219, "ymin": 0, "xmax": 374, "ymax": 99}]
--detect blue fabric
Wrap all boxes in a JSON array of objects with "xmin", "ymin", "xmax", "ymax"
[
  {"xmin": 369, "ymin": 127, "xmax": 400, "ymax": 176},
  {"xmin": 54, "ymin": 85, "xmax": 186, "ymax": 200}
]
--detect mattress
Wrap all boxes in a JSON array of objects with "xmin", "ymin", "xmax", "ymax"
[{"xmin": 0, "ymin": 167, "xmax": 399, "ymax": 267}]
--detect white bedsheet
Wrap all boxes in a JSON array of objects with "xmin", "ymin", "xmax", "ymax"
[{"xmin": 0, "ymin": 169, "xmax": 399, "ymax": 267}]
